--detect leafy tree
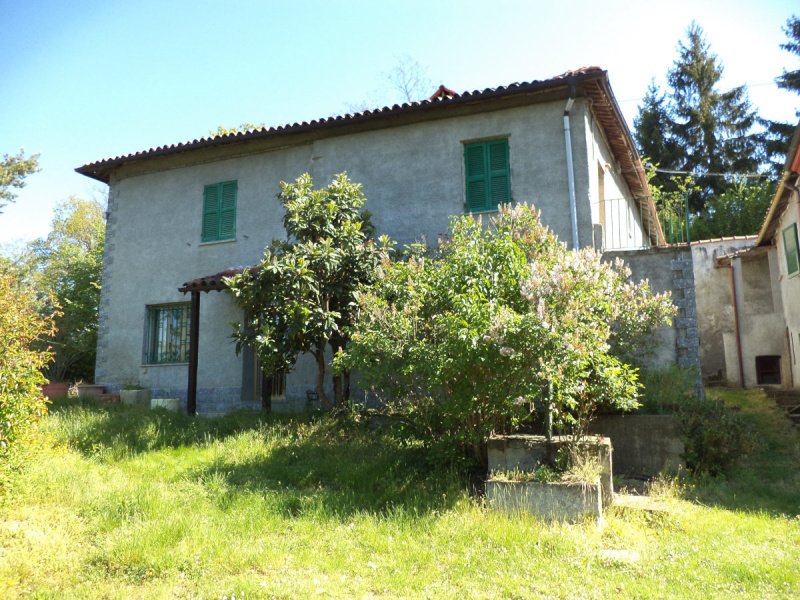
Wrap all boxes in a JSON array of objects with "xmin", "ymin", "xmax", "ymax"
[
  {"xmin": 337, "ymin": 205, "xmax": 674, "ymax": 464},
  {"xmin": 227, "ymin": 173, "xmax": 387, "ymax": 408},
  {"xmin": 690, "ymin": 179, "xmax": 775, "ymax": 240},
  {"xmin": 635, "ymin": 22, "xmax": 763, "ymax": 211},
  {"xmin": 642, "ymin": 159, "xmax": 696, "ymax": 243},
  {"xmin": 761, "ymin": 15, "xmax": 800, "ymax": 174},
  {"xmin": 0, "ymin": 150, "xmax": 39, "ymax": 212},
  {"xmin": 0, "ymin": 274, "xmax": 54, "ymax": 483},
  {"xmin": 29, "ymin": 197, "xmax": 105, "ymax": 382}
]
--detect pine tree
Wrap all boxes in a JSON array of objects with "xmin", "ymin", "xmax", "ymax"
[
  {"xmin": 762, "ymin": 15, "xmax": 800, "ymax": 174},
  {"xmin": 635, "ymin": 22, "xmax": 764, "ymax": 212},
  {"xmin": 634, "ymin": 82, "xmax": 680, "ymax": 190}
]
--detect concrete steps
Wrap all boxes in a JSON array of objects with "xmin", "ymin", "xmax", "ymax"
[{"xmin": 764, "ymin": 389, "xmax": 800, "ymax": 426}]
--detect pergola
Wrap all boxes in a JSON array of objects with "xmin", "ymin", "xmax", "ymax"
[{"xmin": 178, "ymin": 268, "xmax": 252, "ymax": 415}]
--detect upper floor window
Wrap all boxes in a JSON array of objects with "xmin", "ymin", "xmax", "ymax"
[
  {"xmin": 202, "ymin": 180, "xmax": 237, "ymax": 242},
  {"xmin": 143, "ymin": 303, "xmax": 190, "ymax": 364},
  {"xmin": 782, "ymin": 223, "xmax": 799, "ymax": 276},
  {"xmin": 464, "ymin": 139, "xmax": 510, "ymax": 213}
]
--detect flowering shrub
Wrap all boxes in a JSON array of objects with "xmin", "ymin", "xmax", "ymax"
[
  {"xmin": 0, "ymin": 274, "xmax": 54, "ymax": 485},
  {"xmin": 337, "ymin": 204, "xmax": 674, "ymax": 462}
]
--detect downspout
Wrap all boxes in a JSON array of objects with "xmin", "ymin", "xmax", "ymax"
[
  {"xmin": 729, "ymin": 258, "xmax": 745, "ymax": 388},
  {"xmin": 563, "ymin": 83, "xmax": 579, "ymax": 250}
]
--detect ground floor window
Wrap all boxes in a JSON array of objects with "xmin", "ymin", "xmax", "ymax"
[
  {"xmin": 755, "ymin": 355, "xmax": 781, "ymax": 385},
  {"xmin": 143, "ymin": 303, "xmax": 191, "ymax": 364}
]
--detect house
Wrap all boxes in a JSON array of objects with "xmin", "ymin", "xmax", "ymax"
[
  {"xmin": 692, "ymin": 122, "xmax": 800, "ymax": 389},
  {"xmin": 76, "ymin": 67, "xmax": 667, "ymax": 414}
]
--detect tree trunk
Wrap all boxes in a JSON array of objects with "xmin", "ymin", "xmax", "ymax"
[
  {"xmin": 332, "ymin": 372, "xmax": 342, "ymax": 406},
  {"xmin": 314, "ymin": 349, "xmax": 330, "ymax": 409},
  {"xmin": 343, "ymin": 369, "xmax": 351, "ymax": 402}
]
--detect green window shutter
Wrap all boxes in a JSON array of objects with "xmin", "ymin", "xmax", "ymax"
[
  {"xmin": 464, "ymin": 139, "xmax": 510, "ymax": 212},
  {"xmin": 465, "ymin": 143, "xmax": 487, "ymax": 212},
  {"xmin": 219, "ymin": 181, "xmax": 237, "ymax": 240},
  {"xmin": 487, "ymin": 140, "xmax": 510, "ymax": 207},
  {"xmin": 783, "ymin": 223, "xmax": 800, "ymax": 276},
  {"xmin": 202, "ymin": 184, "xmax": 220, "ymax": 242},
  {"xmin": 202, "ymin": 181, "xmax": 237, "ymax": 242}
]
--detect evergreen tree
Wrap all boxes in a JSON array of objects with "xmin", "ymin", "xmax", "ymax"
[
  {"xmin": 761, "ymin": 15, "xmax": 800, "ymax": 174},
  {"xmin": 634, "ymin": 82, "xmax": 680, "ymax": 191},
  {"xmin": 635, "ymin": 22, "xmax": 763, "ymax": 212}
]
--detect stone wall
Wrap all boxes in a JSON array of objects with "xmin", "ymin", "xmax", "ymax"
[{"xmin": 602, "ymin": 246, "xmax": 701, "ymax": 377}]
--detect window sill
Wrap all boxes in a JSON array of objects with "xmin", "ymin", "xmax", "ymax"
[
  {"xmin": 199, "ymin": 238, "xmax": 236, "ymax": 247},
  {"xmin": 141, "ymin": 362, "xmax": 189, "ymax": 368}
]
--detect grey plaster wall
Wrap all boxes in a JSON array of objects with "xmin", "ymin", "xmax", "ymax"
[
  {"xmin": 602, "ymin": 246, "xmax": 700, "ymax": 375},
  {"xmin": 690, "ymin": 238, "xmax": 755, "ymax": 382},
  {"xmin": 96, "ymin": 98, "xmax": 652, "ymax": 411}
]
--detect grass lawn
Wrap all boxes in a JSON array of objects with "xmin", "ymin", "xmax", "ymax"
[{"xmin": 1, "ymin": 388, "xmax": 799, "ymax": 598}]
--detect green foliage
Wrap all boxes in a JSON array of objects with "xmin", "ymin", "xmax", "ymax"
[
  {"xmin": 2, "ymin": 391, "xmax": 800, "ymax": 596},
  {"xmin": 29, "ymin": 197, "xmax": 105, "ymax": 382},
  {"xmin": 227, "ymin": 173, "xmax": 387, "ymax": 408},
  {"xmin": 679, "ymin": 395, "xmax": 756, "ymax": 476},
  {"xmin": 644, "ymin": 160, "xmax": 695, "ymax": 243},
  {"xmin": 637, "ymin": 365, "xmax": 698, "ymax": 414},
  {"xmin": 338, "ymin": 204, "xmax": 674, "ymax": 462},
  {"xmin": 691, "ymin": 178, "xmax": 775, "ymax": 239},
  {"xmin": 0, "ymin": 274, "xmax": 53, "ymax": 483},
  {"xmin": 761, "ymin": 15, "xmax": 800, "ymax": 174},
  {"xmin": 0, "ymin": 149, "xmax": 39, "ymax": 211},
  {"xmin": 634, "ymin": 22, "xmax": 765, "ymax": 211},
  {"xmin": 209, "ymin": 123, "xmax": 266, "ymax": 137}
]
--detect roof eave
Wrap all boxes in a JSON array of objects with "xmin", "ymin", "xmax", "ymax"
[{"xmin": 75, "ymin": 69, "xmax": 609, "ymax": 184}]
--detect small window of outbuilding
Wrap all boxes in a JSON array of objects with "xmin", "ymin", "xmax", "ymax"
[{"xmin": 755, "ymin": 355, "xmax": 781, "ymax": 385}]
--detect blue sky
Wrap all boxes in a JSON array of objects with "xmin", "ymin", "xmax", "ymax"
[{"xmin": 1, "ymin": 0, "xmax": 798, "ymax": 246}]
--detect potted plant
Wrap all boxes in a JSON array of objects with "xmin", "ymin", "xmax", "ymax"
[{"xmin": 120, "ymin": 383, "xmax": 151, "ymax": 407}]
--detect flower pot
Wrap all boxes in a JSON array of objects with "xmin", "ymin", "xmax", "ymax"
[
  {"xmin": 120, "ymin": 389, "xmax": 152, "ymax": 407},
  {"xmin": 41, "ymin": 382, "xmax": 70, "ymax": 400}
]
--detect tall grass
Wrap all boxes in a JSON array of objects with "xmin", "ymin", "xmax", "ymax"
[{"xmin": 1, "ymin": 392, "xmax": 798, "ymax": 598}]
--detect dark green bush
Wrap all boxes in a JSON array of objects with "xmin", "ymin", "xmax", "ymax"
[{"xmin": 679, "ymin": 396, "xmax": 756, "ymax": 475}]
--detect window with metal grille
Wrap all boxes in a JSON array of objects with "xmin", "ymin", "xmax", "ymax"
[
  {"xmin": 464, "ymin": 139, "xmax": 510, "ymax": 213},
  {"xmin": 143, "ymin": 303, "xmax": 191, "ymax": 364},
  {"xmin": 202, "ymin": 180, "xmax": 237, "ymax": 242}
]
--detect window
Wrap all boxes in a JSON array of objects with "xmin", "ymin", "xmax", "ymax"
[
  {"xmin": 782, "ymin": 223, "xmax": 799, "ymax": 276},
  {"xmin": 464, "ymin": 139, "xmax": 510, "ymax": 213},
  {"xmin": 755, "ymin": 355, "xmax": 781, "ymax": 385},
  {"xmin": 143, "ymin": 304, "xmax": 191, "ymax": 364},
  {"xmin": 202, "ymin": 180, "xmax": 237, "ymax": 242}
]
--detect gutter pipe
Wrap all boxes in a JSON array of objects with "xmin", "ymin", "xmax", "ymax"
[
  {"xmin": 563, "ymin": 86, "xmax": 579, "ymax": 250},
  {"xmin": 729, "ymin": 258, "xmax": 745, "ymax": 388}
]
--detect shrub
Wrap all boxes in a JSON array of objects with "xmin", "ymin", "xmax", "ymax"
[
  {"xmin": 679, "ymin": 396, "xmax": 756, "ymax": 475},
  {"xmin": 0, "ymin": 274, "xmax": 54, "ymax": 485},
  {"xmin": 337, "ymin": 204, "xmax": 674, "ymax": 463},
  {"xmin": 637, "ymin": 365, "xmax": 698, "ymax": 414}
]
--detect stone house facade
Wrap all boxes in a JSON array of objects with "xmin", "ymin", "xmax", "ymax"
[{"xmin": 77, "ymin": 67, "xmax": 665, "ymax": 414}]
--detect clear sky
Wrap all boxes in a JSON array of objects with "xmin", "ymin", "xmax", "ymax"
[{"xmin": 1, "ymin": 0, "xmax": 798, "ymax": 246}]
